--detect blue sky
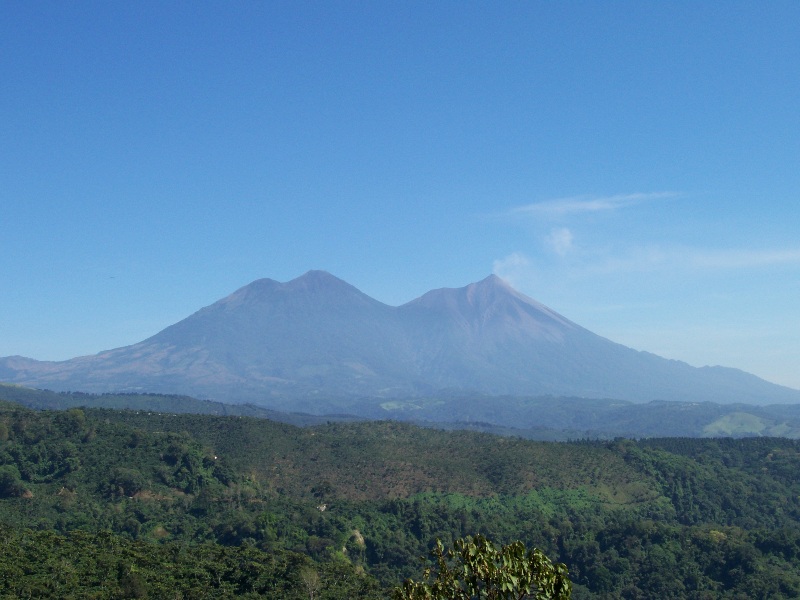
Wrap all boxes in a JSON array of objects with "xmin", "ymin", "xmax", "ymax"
[{"xmin": 2, "ymin": 2, "xmax": 800, "ymax": 389}]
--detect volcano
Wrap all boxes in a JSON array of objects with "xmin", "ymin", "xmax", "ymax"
[{"xmin": 2, "ymin": 271, "xmax": 798, "ymax": 409}]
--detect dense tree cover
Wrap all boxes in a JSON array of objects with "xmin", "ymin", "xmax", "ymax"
[
  {"xmin": 2, "ymin": 402, "xmax": 800, "ymax": 597},
  {"xmin": 0, "ymin": 525, "xmax": 381, "ymax": 599}
]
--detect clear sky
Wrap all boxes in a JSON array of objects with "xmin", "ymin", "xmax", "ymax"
[{"xmin": 2, "ymin": 2, "xmax": 799, "ymax": 389}]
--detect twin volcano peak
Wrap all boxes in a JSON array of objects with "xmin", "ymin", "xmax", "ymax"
[
  {"xmin": 249, "ymin": 271, "xmax": 512, "ymax": 298},
  {"xmin": 226, "ymin": 270, "xmax": 533, "ymax": 313},
  {"xmin": 207, "ymin": 273, "xmax": 562, "ymax": 347},
  {"xmin": 2, "ymin": 270, "xmax": 798, "ymax": 407}
]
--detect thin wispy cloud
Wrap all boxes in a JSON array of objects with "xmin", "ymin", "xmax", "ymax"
[
  {"xmin": 509, "ymin": 192, "xmax": 677, "ymax": 218},
  {"xmin": 689, "ymin": 248, "xmax": 800, "ymax": 269},
  {"xmin": 545, "ymin": 227, "xmax": 574, "ymax": 256},
  {"xmin": 589, "ymin": 246, "xmax": 800, "ymax": 275},
  {"xmin": 495, "ymin": 245, "xmax": 800, "ymax": 287},
  {"xmin": 578, "ymin": 245, "xmax": 668, "ymax": 273}
]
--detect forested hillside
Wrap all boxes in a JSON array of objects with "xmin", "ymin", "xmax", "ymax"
[{"xmin": 3, "ymin": 400, "xmax": 800, "ymax": 598}]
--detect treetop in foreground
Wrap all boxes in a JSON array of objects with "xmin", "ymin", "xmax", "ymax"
[{"xmin": 395, "ymin": 534, "xmax": 571, "ymax": 600}]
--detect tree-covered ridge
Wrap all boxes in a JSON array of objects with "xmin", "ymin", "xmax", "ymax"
[
  {"xmin": 91, "ymin": 410, "xmax": 655, "ymax": 501},
  {"xmin": 2, "ymin": 403, "xmax": 800, "ymax": 597}
]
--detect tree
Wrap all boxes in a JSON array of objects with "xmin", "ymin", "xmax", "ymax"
[
  {"xmin": 0, "ymin": 465, "xmax": 27, "ymax": 498},
  {"xmin": 300, "ymin": 566, "xmax": 321, "ymax": 600},
  {"xmin": 394, "ymin": 534, "xmax": 571, "ymax": 600}
]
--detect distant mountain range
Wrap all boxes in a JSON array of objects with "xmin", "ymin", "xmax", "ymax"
[
  {"xmin": 2, "ymin": 270, "xmax": 799, "ymax": 411},
  {"xmin": 6, "ymin": 384, "xmax": 800, "ymax": 440}
]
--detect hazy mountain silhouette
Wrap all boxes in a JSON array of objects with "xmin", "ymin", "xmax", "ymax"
[{"xmin": 2, "ymin": 270, "xmax": 798, "ymax": 409}]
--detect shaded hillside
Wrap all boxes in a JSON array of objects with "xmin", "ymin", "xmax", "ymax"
[
  {"xmin": 3, "ymin": 271, "xmax": 799, "ymax": 407},
  {"xmin": 371, "ymin": 395, "xmax": 800, "ymax": 439},
  {"xmin": 0, "ymin": 383, "xmax": 364, "ymax": 427}
]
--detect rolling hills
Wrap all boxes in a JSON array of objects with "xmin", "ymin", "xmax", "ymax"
[{"xmin": 4, "ymin": 401, "xmax": 800, "ymax": 597}]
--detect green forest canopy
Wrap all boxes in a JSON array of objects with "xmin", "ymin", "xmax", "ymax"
[{"xmin": 2, "ymin": 396, "xmax": 800, "ymax": 598}]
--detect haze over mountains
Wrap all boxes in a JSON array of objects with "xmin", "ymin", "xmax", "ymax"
[{"xmin": 2, "ymin": 270, "xmax": 798, "ymax": 411}]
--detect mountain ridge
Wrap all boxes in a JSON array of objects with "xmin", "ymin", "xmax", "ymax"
[{"xmin": 1, "ymin": 270, "xmax": 798, "ymax": 409}]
